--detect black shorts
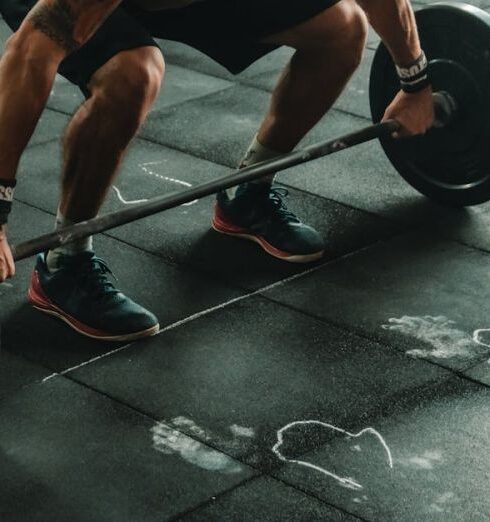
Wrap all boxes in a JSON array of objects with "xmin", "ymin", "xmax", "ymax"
[{"xmin": 1, "ymin": 0, "xmax": 340, "ymax": 94}]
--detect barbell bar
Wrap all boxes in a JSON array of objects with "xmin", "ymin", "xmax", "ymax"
[
  {"xmin": 11, "ymin": 120, "xmax": 401, "ymax": 261},
  {"xmin": 10, "ymin": 1, "xmax": 490, "ymax": 260},
  {"xmin": 11, "ymin": 92, "xmax": 454, "ymax": 262}
]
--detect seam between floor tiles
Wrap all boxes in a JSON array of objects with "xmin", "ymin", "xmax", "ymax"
[
  {"xmin": 164, "ymin": 475, "xmax": 261, "ymax": 522},
  {"xmin": 165, "ymin": 472, "xmax": 367, "ymax": 522},
  {"xmin": 10, "ymin": 192, "xmax": 415, "ymax": 384},
  {"xmin": 13, "ymin": 194, "xmax": 490, "ymax": 386},
  {"xmin": 12, "ymin": 179, "xmax": 416, "ymax": 301},
  {"xmin": 22, "ymin": 241, "xmax": 488, "ymax": 522},
  {"xmin": 258, "ymin": 292, "xmax": 490, "ymax": 388},
  {"xmin": 45, "ymin": 81, "xmax": 236, "ymax": 119},
  {"xmin": 37, "ymin": 228, "xmax": 485, "ymax": 382},
  {"xmin": 38, "ymin": 258, "xmax": 344, "ymax": 384},
  {"xmin": 26, "ymin": 229, "xmax": 490, "ymax": 417},
  {"xmin": 64, "ymin": 367, "xmax": 372, "ymax": 522},
  {"xmin": 15, "ymin": 155, "xmax": 490, "ymax": 387},
  {"xmin": 60, "ymin": 352, "xmax": 473, "ymax": 522},
  {"xmin": 262, "ymin": 475, "xmax": 371, "ymax": 522},
  {"xmin": 46, "ymin": 368, "xmax": 370, "ymax": 522}
]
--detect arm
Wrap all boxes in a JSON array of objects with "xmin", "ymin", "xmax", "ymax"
[
  {"xmin": 356, "ymin": 0, "xmax": 421, "ymax": 66},
  {"xmin": 0, "ymin": 0, "xmax": 121, "ymax": 281},
  {"xmin": 356, "ymin": 0, "xmax": 434, "ymax": 138}
]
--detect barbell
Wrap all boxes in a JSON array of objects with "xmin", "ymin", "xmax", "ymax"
[{"xmin": 11, "ymin": 1, "xmax": 490, "ymax": 261}]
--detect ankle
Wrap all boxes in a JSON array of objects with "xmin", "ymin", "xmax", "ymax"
[{"xmin": 46, "ymin": 209, "xmax": 94, "ymax": 272}]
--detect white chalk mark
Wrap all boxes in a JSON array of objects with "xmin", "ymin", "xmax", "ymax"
[
  {"xmin": 151, "ymin": 422, "xmax": 243, "ymax": 474},
  {"xmin": 139, "ymin": 161, "xmax": 198, "ymax": 206},
  {"xmin": 41, "ymin": 373, "xmax": 58, "ymax": 384},
  {"xmin": 156, "ymin": 263, "xmax": 326, "ymax": 336},
  {"xmin": 169, "ymin": 416, "xmax": 256, "ymax": 450},
  {"xmin": 352, "ymin": 495, "xmax": 368, "ymax": 504},
  {"xmin": 230, "ymin": 425, "xmax": 255, "ymax": 438},
  {"xmin": 473, "ymin": 329, "xmax": 490, "ymax": 349},
  {"xmin": 429, "ymin": 492, "xmax": 456, "ymax": 513},
  {"xmin": 40, "ymin": 262, "xmax": 329, "ymax": 384},
  {"xmin": 150, "ymin": 416, "xmax": 256, "ymax": 473},
  {"xmin": 111, "ymin": 162, "xmax": 199, "ymax": 207},
  {"xmin": 382, "ymin": 316, "xmax": 490, "ymax": 359},
  {"xmin": 112, "ymin": 185, "xmax": 148, "ymax": 205},
  {"xmin": 398, "ymin": 450, "xmax": 443, "ymax": 470},
  {"xmin": 40, "ymin": 343, "xmax": 131, "ymax": 384},
  {"xmin": 171, "ymin": 416, "xmax": 211, "ymax": 440},
  {"xmin": 406, "ymin": 457, "xmax": 434, "ymax": 470},
  {"xmin": 273, "ymin": 420, "xmax": 393, "ymax": 491}
]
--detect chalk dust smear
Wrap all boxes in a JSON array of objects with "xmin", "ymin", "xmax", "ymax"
[{"xmin": 382, "ymin": 315, "xmax": 490, "ymax": 359}]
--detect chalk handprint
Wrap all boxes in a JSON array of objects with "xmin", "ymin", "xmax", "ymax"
[{"xmin": 382, "ymin": 315, "xmax": 490, "ymax": 359}]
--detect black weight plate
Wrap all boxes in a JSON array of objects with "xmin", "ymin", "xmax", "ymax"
[{"xmin": 370, "ymin": 2, "xmax": 490, "ymax": 207}]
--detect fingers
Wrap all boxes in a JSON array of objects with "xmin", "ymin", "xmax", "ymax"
[
  {"xmin": 381, "ymin": 89, "xmax": 435, "ymax": 139},
  {"xmin": 383, "ymin": 113, "xmax": 430, "ymax": 139},
  {"xmin": 0, "ymin": 236, "xmax": 15, "ymax": 282},
  {"xmin": 5, "ymin": 240, "xmax": 15, "ymax": 278}
]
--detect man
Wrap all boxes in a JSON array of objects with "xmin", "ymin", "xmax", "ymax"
[{"xmin": 0, "ymin": 0, "xmax": 434, "ymax": 341}]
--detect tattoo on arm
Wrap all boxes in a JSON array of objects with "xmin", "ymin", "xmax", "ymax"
[
  {"xmin": 29, "ymin": 1, "xmax": 80, "ymax": 53},
  {"xmin": 28, "ymin": 0, "xmax": 107, "ymax": 54}
]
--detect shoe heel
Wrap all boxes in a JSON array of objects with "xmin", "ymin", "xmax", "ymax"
[
  {"xmin": 212, "ymin": 205, "xmax": 248, "ymax": 235},
  {"xmin": 28, "ymin": 270, "xmax": 52, "ymax": 310}
]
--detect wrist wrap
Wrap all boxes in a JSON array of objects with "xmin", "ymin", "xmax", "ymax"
[
  {"xmin": 0, "ymin": 179, "xmax": 16, "ymax": 225},
  {"xmin": 396, "ymin": 51, "xmax": 431, "ymax": 93}
]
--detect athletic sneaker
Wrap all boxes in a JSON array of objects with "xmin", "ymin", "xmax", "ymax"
[
  {"xmin": 28, "ymin": 252, "xmax": 160, "ymax": 341},
  {"xmin": 213, "ymin": 183, "xmax": 325, "ymax": 263}
]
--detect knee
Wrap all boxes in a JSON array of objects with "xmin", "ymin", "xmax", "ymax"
[
  {"xmin": 329, "ymin": 1, "xmax": 368, "ymax": 67},
  {"xmin": 296, "ymin": 1, "xmax": 368, "ymax": 69},
  {"xmin": 88, "ymin": 47, "xmax": 165, "ymax": 131}
]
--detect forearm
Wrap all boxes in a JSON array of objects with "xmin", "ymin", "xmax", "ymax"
[{"xmin": 357, "ymin": 0, "xmax": 421, "ymax": 66}]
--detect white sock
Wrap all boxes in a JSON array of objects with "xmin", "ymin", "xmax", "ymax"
[
  {"xmin": 46, "ymin": 209, "xmax": 93, "ymax": 272},
  {"xmin": 228, "ymin": 135, "xmax": 283, "ymax": 198}
]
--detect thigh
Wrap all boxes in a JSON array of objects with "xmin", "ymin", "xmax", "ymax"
[
  {"xmin": 0, "ymin": 0, "xmax": 161, "ymax": 96},
  {"xmin": 260, "ymin": 0, "xmax": 365, "ymax": 48}
]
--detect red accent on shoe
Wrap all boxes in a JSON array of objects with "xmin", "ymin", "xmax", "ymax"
[
  {"xmin": 212, "ymin": 204, "xmax": 250, "ymax": 235},
  {"xmin": 212, "ymin": 204, "xmax": 323, "ymax": 262},
  {"xmin": 28, "ymin": 270, "xmax": 159, "ymax": 341}
]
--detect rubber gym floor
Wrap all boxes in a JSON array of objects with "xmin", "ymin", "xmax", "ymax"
[{"xmin": 2, "ymin": 1, "xmax": 490, "ymax": 521}]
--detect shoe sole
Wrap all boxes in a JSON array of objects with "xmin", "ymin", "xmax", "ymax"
[
  {"xmin": 28, "ymin": 271, "xmax": 160, "ymax": 342},
  {"xmin": 212, "ymin": 213, "xmax": 324, "ymax": 264}
]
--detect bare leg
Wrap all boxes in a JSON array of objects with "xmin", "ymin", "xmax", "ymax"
[
  {"xmin": 257, "ymin": 0, "xmax": 368, "ymax": 152},
  {"xmin": 60, "ymin": 46, "xmax": 165, "ymax": 222},
  {"xmin": 215, "ymin": 1, "xmax": 369, "ymax": 263},
  {"xmin": 31, "ymin": 46, "xmax": 164, "ymax": 340}
]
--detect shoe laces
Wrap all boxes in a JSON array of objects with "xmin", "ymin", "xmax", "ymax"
[
  {"xmin": 266, "ymin": 187, "xmax": 300, "ymax": 223},
  {"xmin": 59, "ymin": 253, "xmax": 119, "ymax": 301}
]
